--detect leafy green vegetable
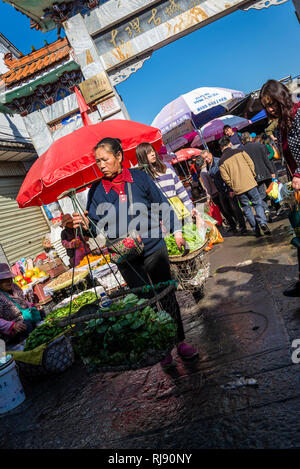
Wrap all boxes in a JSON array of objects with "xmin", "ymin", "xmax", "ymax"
[
  {"xmin": 73, "ymin": 294, "xmax": 176, "ymax": 369},
  {"xmin": 45, "ymin": 291, "xmax": 98, "ymax": 322},
  {"xmin": 24, "ymin": 322, "xmax": 69, "ymax": 351},
  {"xmin": 165, "ymin": 223, "xmax": 206, "ymax": 256}
]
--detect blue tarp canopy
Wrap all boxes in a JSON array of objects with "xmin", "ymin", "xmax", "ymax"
[{"xmin": 251, "ymin": 110, "xmax": 267, "ymax": 123}]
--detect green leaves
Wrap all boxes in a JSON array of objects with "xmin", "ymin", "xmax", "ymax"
[
  {"xmin": 73, "ymin": 294, "xmax": 177, "ymax": 369},
  {"xmin": 24, "ymin": 322, "xmax": 68, "ymax": 351},
  {"xmin": 165, "ymin": 222, "xmax": 205, "ymax": 255},
  {"xmin": 45, "ymin": 291, "xmax": 98, "ymax": 322}
]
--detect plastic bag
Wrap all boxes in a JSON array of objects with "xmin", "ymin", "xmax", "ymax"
[
  {"xmin": 289, "ymin": 192, "xmax": 300, "ymax": 247},
  {"xmin": 203, "ymin": 212, "xmax": 218, "ymax": 226},
  {"xmin": 195, "ymin": 205, "xmax": 210, "ymax": 242},
  {"xmin": 208, "ymin": 224, "xmax": 223, "ymax": 245},
  {"xmin": 266, "ymin": 178, "xmax": 284, "ymax": 203},
  {"xmin": 207, "ymin": 201, "xmax": 223, "ymax": 226},
  {"xmin": 271, "ymin": 145, "xmax": 280, "ymax": 160}
]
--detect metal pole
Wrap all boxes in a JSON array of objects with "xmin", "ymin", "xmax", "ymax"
[{"xmin": 192, "ymin": 118, "xmax": 208, "ymax": 150}]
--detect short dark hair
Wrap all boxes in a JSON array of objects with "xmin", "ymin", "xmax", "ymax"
[
  {"xmin": 241, "ymin": 132, "xmax": 251, "ymax": 144},
  {"xmin": 94, "ymin": 137, "xmax": 124, "ymax": 161},
  {"xmin": 223, "ymin": 125, "xmax": 232, "ymax": 135},
  {"xmin": 219, "ymin": 136, "xmax": 231, "ymax": 150}
]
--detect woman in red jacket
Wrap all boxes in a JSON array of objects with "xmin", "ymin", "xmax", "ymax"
[{"xmin": 260, "ymin": 80, "xmax": 300, "ymax": 297}]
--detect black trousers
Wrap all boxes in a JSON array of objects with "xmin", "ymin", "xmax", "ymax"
[
  {"xmin": 118, "ymin": 245, "xmax": 185, "ymax": 342},
  {"xmin": 212, "ymin": 193, "xmax": 246, "ymax": 229}
]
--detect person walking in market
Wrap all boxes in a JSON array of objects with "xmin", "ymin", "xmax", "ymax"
[
  {"xmin": 200, "ymin": 149, "xmax": 247, "ymax": 234},
  {"xmin": 241, "ymin": 132, "xmax": 277, "ymax": 223},
  {"xmin": 260, "ymin": 79, "xmax": 300, "ymax": 297},
  {"xmin": 135, "ymin": 142, "xmax": 198, "ymax": 220},
  {"xmin": 218, "ymin": 136, "xmax": 271, "ymax": 237},
  {"xmin": 72, "ymin": 137, "xmax": 199, "ymax": 369},
  {"xmin": 223, "ymin": 125, "xmax": 243, "ymax": 150}
]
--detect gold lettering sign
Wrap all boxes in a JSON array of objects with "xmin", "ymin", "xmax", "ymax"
[{"xmin": 79, "ymin": 72, "xmax": 113, "ymax": 104}]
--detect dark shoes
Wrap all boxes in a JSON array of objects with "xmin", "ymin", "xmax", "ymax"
[
  {"xmin": 239, "ymin": 226, "xmax": 247, "ymax": 235},
  {"xmin": 160, "ymin": 343, "xmax": 199, "ymax": 369},
  {"xmin": 261, "ymin": 224, "xmax": 271, "ymax": 235},
  {"xmin": 265, "ymin": 211, "xmax": 273, "ymax": 223},
  {"xmin": 253, "ymin": 224, "xmax": 271, "ymax": 237},
  {"xmin": 283, "ymin": 282, "xmax": 300, "ymax": 297},
  {"xmin": 177, "ymin": 343, "xmax": 199, "ymax": 360},
  {"xmin": 160, "ymin": 353, "xmax": 177, "ymax": 369},
  {"xmin": 276, "ymin": 206, "xmax": 284, "ymax": 217},
  {"xmin": 227, "ymin": 226, "xmax": 238, "ymax": 233}
]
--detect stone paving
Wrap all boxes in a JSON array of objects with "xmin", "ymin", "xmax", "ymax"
[{"xmin": 1, "ymin": 215, "xmax": 300, "ymax": 449}]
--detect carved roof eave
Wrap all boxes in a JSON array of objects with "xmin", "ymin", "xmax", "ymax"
[
  {"xmin": 0, "ymin": 59, "xmax": 80, "ymax": 107},
  {"xmin": 0, "ymin": 140, "xmax": 35, "ymax": 152},
  {"xmin": 2, "ymin": 0, "xmax": 57, "ymax": 32}
]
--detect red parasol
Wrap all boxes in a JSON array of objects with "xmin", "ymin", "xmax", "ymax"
[
  {"xmin": 171, "ymin": 147, "xmax": 202, "ymax": 164},
  {"xmin": 17, "ymin": 119, "xmax": 162, "ymax": 208}
]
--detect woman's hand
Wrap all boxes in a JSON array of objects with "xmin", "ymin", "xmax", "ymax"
[
  {"xmin": 12, "ymin": 321, "xmax": 27, "ymax": 334},
  {"xmin": 71, "ymin": 239, "xmax": 81, "ymax": 249},
  {"xmin": 174, "ymin": 232, "xmax": 186, "ymax": 253},
  {"xmin": 72, "ymin": 211, "xmax": 89, "ymax": 230},
  {"xmin": 292, "ymin": 176, "xmax": 300, "ymax": 191},
  {"xmin": 191, "ymin": 207, "xmax": 198, "ymax": 218}
]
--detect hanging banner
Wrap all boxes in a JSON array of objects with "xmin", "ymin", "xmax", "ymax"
[{"xmin": 162, "ymin": 119, "xmax": 194, "ymax": 145}]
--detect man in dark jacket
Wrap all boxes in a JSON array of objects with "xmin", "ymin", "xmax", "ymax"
[
  {"xmin": 241, "ymin": 132, "xmax": 276, "ymax": 223},
  {"xmin": 223, "ymin": 125, "xmax": 243, "ymax": 150},
  {"xmin": 218, "ymin": 137, "xmax": 270, "ymax": 237}
]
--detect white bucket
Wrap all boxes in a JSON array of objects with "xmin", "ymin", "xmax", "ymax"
[{"xmin": 0, "ymin": 355, "xmax": 25, "ymax": 414}]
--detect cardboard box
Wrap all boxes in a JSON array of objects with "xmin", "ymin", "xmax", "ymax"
[
  {"xmin": 47, "ymin": 264, "xmax": 67, "ymax": 279},
  {"xmin": 41, "ymin": 259, "xmax": 63, "ymax": 273}
]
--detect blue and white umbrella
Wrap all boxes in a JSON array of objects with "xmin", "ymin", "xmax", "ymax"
[
  {"xmin": 151, "ymin": 87, "xmax": 245, "ymax": 136},
  {"xmin": 191, "ymin": 114, "xmax": 251, "ymax": 145}
]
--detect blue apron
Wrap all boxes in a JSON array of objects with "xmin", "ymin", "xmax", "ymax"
[{"xmin": 2, "ymin": 291, "xmax": 41, "ymax": 324}]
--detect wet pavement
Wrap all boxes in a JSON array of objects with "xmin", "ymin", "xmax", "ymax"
[{"xmin": 1, "ymin": 214, "xmax": 300, "ymax": 449}]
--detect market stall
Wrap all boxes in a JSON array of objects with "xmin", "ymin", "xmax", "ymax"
[
  {"xmin": 7, "ymin": 118, "xmax": 183, "ymax": 375},
  {"xmin": 7, "ymin": 112, "xmax": 217, "ymax": 376}
]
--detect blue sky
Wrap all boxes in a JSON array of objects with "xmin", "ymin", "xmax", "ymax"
[{"xmin": 0, "ymin": 0, "xmax": 299, "ymax": 125}]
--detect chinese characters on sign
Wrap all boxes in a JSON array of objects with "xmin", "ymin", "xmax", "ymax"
[
  {"xmin": 94, "ymin": 0, "xmax": 202, "ymax": 56},
  {"xmin": 79, "ymin": 72, "xmax": 113, "ymax": 103},
  {"xmin": 98, "ymin": 96, "xmax": 120, "ymax": 119}
]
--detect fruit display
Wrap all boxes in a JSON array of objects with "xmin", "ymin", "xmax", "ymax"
[
  {"xmin": 13, "ymin": 267, "xmax": 47, "ymax": 289},
  {"xmin": 46, "ymin": 270, "xmax": 89, "ymax": 292},
  {"xmin": 76, "ymin": 254, "xmax": 110, "ymax": 269}
]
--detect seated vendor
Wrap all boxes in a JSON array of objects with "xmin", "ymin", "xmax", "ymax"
[
  {"xmin": 0, "ymin": 263, "xmax": 38, "ymax": 345},
  {"xmin": 60, "ymin": 213, "xmax": 90, "ymax": 267}
]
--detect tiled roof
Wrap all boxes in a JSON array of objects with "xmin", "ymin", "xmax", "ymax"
[{"xmin": 1, "ymin": 38, "xmax": 72, "ymax": 87}]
